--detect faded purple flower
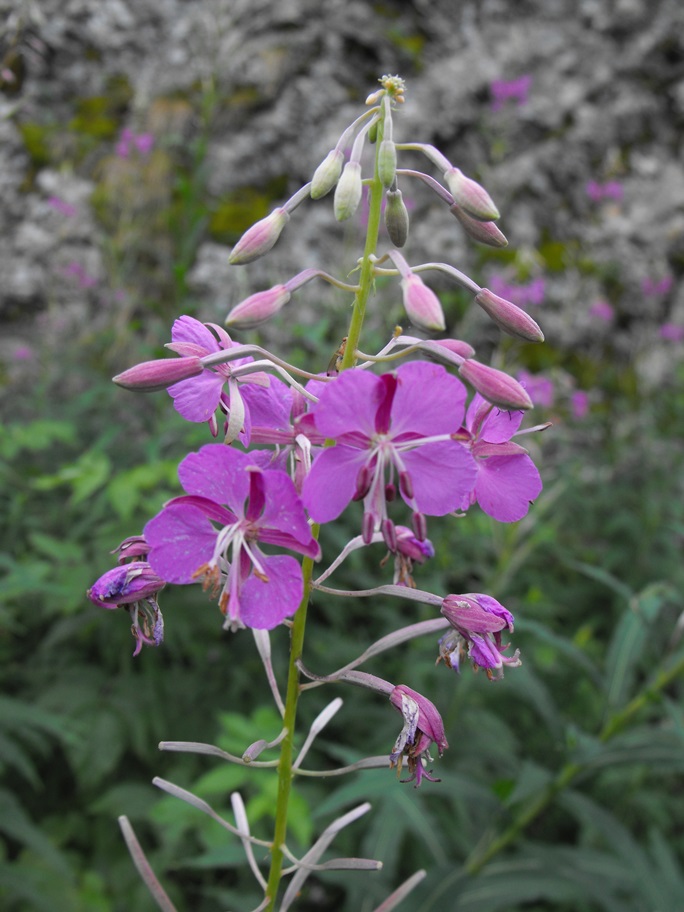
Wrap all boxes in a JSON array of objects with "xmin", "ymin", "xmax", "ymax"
[
  {"xmin": 47, "ymin": 196, "xmax": 77, "ymax": 217},
  {"xmin": 116, "ymin": 127, "xmax": 154, "ymax": 158},
  {"xmin": 660, "ymin": 322, "xmax": 684, "ymax": 343},
  {"xmin": 458, "ymin": 392, "xmax": 542, "ymax": 522},
  {"xmin": 440, "ymin": 593, "xmax": 521, "ymax": 679},
  {"xmin": 586, "ymin": 180, "xmax": 623, "ymax": 203},
  {"xmin": 301, "ymin": 361, "xmax": 477, "ymax": 542},
  {"xmin": 87, "ymin": 561, "xmax": 165, "ymax": 656},
  {"xmin": 63, "ymin": 262, "xmax": 98, "ymax": 289},
  {"xmin": 144, "ymin": 445, "xmax": 320, "ymax": 631},
  {"xmin": 570, "ymin": 390, "xmax": 590, "ymax": 420},
  {"xmin": 642, "ymin": 275, "xmax": 674, "ymax": 297},
  {"xmin": 490, "ymin": 75, "xmax": 532, "ymax": 111},
  {"xmin": 389, "ymin": 684, "xmax": 448, "ymax": 786},
  {"xmin": 489, "ymin": 274, "xmax": 545, "ymax": 308},
  {"xmin": 589, "ymin": 299, "xmax": 615, "ymax": 322},
  {"xmin": 517, "ymin": 370, "xmax": 554, "ymax": 408}
]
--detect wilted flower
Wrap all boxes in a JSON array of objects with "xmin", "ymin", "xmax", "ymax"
[
  {"xmin": 441, "ymin": 593, "xmax": 521, "ymax": 679},
  {"xmin": 87, "ymin": 562, "xmax": 165, "ymax": 656},
  {"xmin": 389, "ymin": 684, "xmax": 448, "ymax": 786}
]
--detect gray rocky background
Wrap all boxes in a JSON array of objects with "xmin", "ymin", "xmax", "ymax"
[{"xmin": 2, "ymin": 0, "xmax": 684, "ymax": 387}]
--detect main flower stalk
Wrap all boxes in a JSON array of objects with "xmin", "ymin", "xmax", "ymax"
[{"xmin": 264, "ymin": 105, "xmax": 388, "ymax": 909}]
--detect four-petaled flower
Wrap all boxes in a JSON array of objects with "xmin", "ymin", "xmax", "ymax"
[
  {"xmin": 389, "ymin": 684, "xmax": 448, "ymax": 786},
  {"xmin": 302, "ymin": 361, "xmax": 477, "ymax": 543},
  {"xmin": 165, "ymin": 316, "xmax": 291, "ymax": 442},
  {"xmin": 458, "ymin": 392, "xmax": 542, "ymax": 522},
  {"xmin": 144, "ymin": 445, "xmax": 321, "ymax": 631}
]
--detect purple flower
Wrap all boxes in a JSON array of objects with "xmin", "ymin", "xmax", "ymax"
[
  {"xmin": 570, "ymin": 390, "xmax": 590, "ymax": 420},
  {"xmin": 165, "ymin": 316, "xmax": 291, "ymax": 442},
  {"xmin": 47, "ymin": 196, "xmax": 77, "ymax": 217},
  {"xmin": 389, "ymin": 684, "xmax": 448, "ymax": 786},
  {"xmin": 586, "ymin": 180, "xmax": 623, "ymax": 203},
  {"xmin": 490, "ymin": 75, "xmax": 532, "ymax": 111},
  {"xmin": 660, "ymin": 322, "xmax": 684, "ymax": 343},
  {"xmin": 144, "ymin": 445, "xmax": 321, "ymax": 631},
  {"xmin": 62, "ymin": 262, "xmax": 98, "ymax": 289},
  {"xmin": 301, "ymin": 362, "xmax": 477, "ymax": 541},
  {"xmin": 116, "ymin": 127, "xmax": 154, "ymax": 158},
  {"xmin": 440, "ymin": 593, "xmax": 521, "ymax": 680},
  {"xmin": 642, "ymin": 275, "xmax": 674, "ymax": 297},
  {"xmin": 488, "ymin": 274, "xmax": 545, "ymax": 308},
  {"xmin": 458, "ymin": 393, "xmax": 542, "ymax": 522},
  {"xmin": 87, "ymin": 561, "xmax": 165, "ymax": 656},
  {"xmin": 517, "ymin": 370, "xmax": 554, "ymax": 408},
  {"xmin": 589, "ymin": 299, "xmax": 614, "ymax": 322}
]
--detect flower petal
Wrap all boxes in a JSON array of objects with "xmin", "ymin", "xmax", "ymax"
[
  {"xmin": 240, "ymin": 554, "xmax": 303, "ymax": 629},
  {"xmin": 168, "ymin": 371, "xmax": 226, "ymax": 423},
  {"xmin": 144, "ymin": 504, "xmax": 217, "ymax": 583},
  {"xmin": 311, "ymin": 370, "xmax": 383, "ymax": 439},
  {"xmin": 401, "ymin": 441, "xmax": 477, "ymax": 515},
  {"xmin": 171, "ymin": 315, "xmax": 221, "ymax": 352},
  {"xmin": 257, "ymin": 471, "xmax": 321, "ymax": 557},
  {"xmin": 391, "ymin": 361, "xmax": 466, "ymax": 438},
  {"xmin": 302, "ymin": 446, "xmax": 369, "ymax": 523},
  {"xmin": 177, "ymin": 445, "xmax": 251, "ymax": 508},
  {"xmin": 474, "ymin": 454, "xmax": 542, "ymax": 522}
]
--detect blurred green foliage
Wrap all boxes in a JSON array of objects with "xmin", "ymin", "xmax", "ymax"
[{"xmin": 3, "ymin": 65, "xmax": 684, "ymax": 912}]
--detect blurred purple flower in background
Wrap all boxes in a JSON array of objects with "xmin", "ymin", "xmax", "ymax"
[
  {"xmin": 589, "ymin": 299, "xmax": 615, "ymax": 322},
  {"xmin": 642, "ymin": 275, "xmax": 674, "ymax": 297},
  {"xmin": 116, "ymin": 127, "xmax": 155, "ymax": 158},
  {"xmin": 47, "ymin": 196, "xmax": 78, "ymax": 217},
  {"xmin": 570, "ymin": 390, "xmax": 590, "ymax": 419},
  {"xmin": 586, "ymin": 180, "xmax": 623, "ymax": 203},
  {"xmin": 490, "ymin": 75, "xmax": 532, "ymax": 111},
  {"xmin": 660, "ymin": 322, "xmax": 684, "ymax": 343},
  {"xmin": 490, "ymin": 274, "xmax": 545, "ymax": 308},
  {"xmin": 517, "ymin": 370, "xmax": 554, "ymax": 408},
  {"xmin": 62, "ymin": 262, "xmax": 98, "ymax": 289}
]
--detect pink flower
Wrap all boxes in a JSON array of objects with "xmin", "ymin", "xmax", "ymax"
[
  {"xmin": 301, "ymin": 362, "xmax": 477, "ymax": 541},
  {"xmin": 144, "ymin": 445, "xmax": 320, "ymax": 631},
  {"xmin": 458, "ymin": 393, "xmax": 542, "ymax": 522},
  {"xmin": 642, "ymin": 275, "xmax": 674, "ymax": 297},
  {"xmin": 490, "ymin": 75, "xmax": 532, "ymax": 111}
]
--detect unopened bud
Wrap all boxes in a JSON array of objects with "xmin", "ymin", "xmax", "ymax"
[
  {"xmin": 384, "ymin": 189, "xmax": 409, "ymax": 247},
  {"xmin": 458, "ymin": 360, "xmax": 533, "ymax": 410},
  {"xmin": 229, "ymin": 208, "xmax": 289, "ymax": 265},
  {"xmin": 113, "ymin": 356, "xmax": 203, "ymax": 392},
  {"xmin": 334, "ymin": 161, "xmax": 363, "ymax": 221},
  {"xmin": 377, "ymin": 139, "xmax": 397, "ymax": 188},
  {"xmin": 225, "ymin": 284, "xmax": 291, "ymax": 329},
  {"xmin": 400, "ymin": 274, "xmax": 446, "ymax": 333},
  {"xmin": 311, "ymin": 149, "xmax": 345, "ymax": 199},
  {"xmin": 475, "ymin": 288, "xmax": 544, "ymax": 342},
  {"xmin": 444, "ymin": 168, "xmax": 499, "ymax": 221},
  {"xmin": 450, "ymin": 204, "xmax": 508, "ymax": 247}
]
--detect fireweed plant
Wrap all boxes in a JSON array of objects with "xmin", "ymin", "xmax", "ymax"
[{"xmin": 88, "ymin": 76, "xmax": 547, "ymax": 911}]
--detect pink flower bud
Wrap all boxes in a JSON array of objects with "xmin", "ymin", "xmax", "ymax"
[
  {"xmin": 450, "ymin": 204, "xmax": 508, "ymax": 247},
  {"xmin": 377, "ymin": 139, "xmax": 397, "ymax": 188},
  {"xmin": 228, "ymin": 208, "xmax": 289, "ymax": 265},
  {"xmin": 334, "ymin": 161, "xmax": 363, "ymax": 221},
  {"xmin": 225, "ymin": 284, "xmax": 291, "ymax": 329},
  {"xmin": 384, "ymin": 188, "xmax": 409, "ymax": 247},
  {"xmin": 400, "ymin": 274, "xmax": 446, "ymax": 332},
  {"xmin": 475, "ymin": 288, "xmax": 544, "ymax": 342},
  {"xmin": 458, "ymin": 359, "xmax": 533, "ymax": 410},
  {"xmin": 311, "ymin": 149, "xmax": 345, "ymax": 199},
  {"xmin": 444, "ymin": 167, "xmax": 499, "ymax": 221},
  {"xmin": 113, "ymin": 356, "xmax": 203, "ymax": 392}
]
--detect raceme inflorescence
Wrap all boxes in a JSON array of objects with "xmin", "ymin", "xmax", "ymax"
[{"xmin": 88, "ymin": 75, "xmax": 546, "ymax": 912}]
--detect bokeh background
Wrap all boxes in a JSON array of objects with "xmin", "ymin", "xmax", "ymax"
[{"xmin": 2, "ymin": 1, "xmax": 684, "ymax": 910}]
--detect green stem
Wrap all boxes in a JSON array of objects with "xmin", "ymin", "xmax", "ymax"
[
  {"xmin": 263, "ymin": 102, "xmax": 388, "ymax": 908},
  {"xmin": 464, "ymin": 652, "xmax": 684, "ymax": 875}
]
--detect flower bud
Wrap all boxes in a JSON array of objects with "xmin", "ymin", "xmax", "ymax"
[
  {"xmin": 113, "ymin": 356, "xmax": 203, "ymax": 392},
  {"xmin": 229, "ymin": 208, "xmax": 289, "ymax": 265},
  {"xmin": 225, "ymin": 284, "xmax": 291, "ymax": 329},
  {"xmin": 444, "ymin": 167, "xmax": 499, "ymax": 221},
  {"xmin": 334, "ymin": 161, "xmax": 363, "ymax": 221},
  {"xmin": 475, "ymin": 288, "xmax": 544, "ymax": 342},
  {"xmin": 400, "ymin": 274, "xmax": 446, "ymax": 332},
  {"xmin": 384, "ymin": 188, "xmax": 409, "ymax": 247},
  {"xmin": 421, "ymin": 338, "xmax": 475, "ymax": 365},
  {"xmin": 377, "ymin": 139, "xmax": 397, "ymax": 188},
  {"xmin": 311, "ymin": 149, "xmax": 345, "ymax": 199},
  {"xmin": 458, "ymin": 359, "xmax": 533, "ymax": 410},
  {"xmin": 450, "ymin": 204, "xmax": 508, "ymax": 247}
]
